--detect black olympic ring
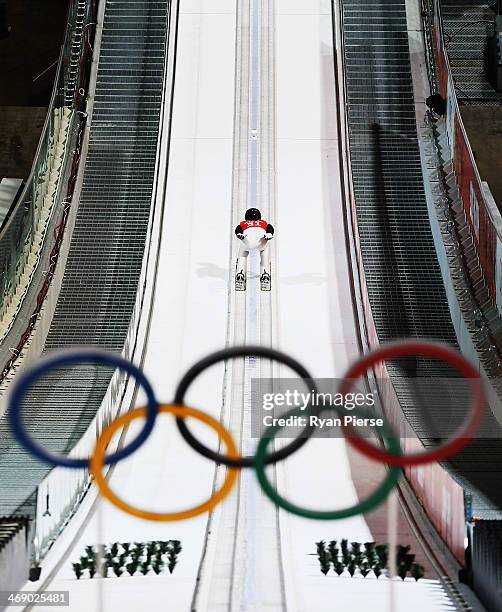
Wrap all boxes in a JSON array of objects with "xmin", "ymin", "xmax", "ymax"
[{"xmin": 173, "ymin": 346, "xmax": 319, "ymax": 468}]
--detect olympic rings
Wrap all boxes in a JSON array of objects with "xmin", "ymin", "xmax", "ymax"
[
  {"xmin": 8, "ymin": 349, "xmax": 159, "ymax": 469},
  {"xmin": 255, "ymin": 404, "xmax": 402, "ymax": 520},
  {"xmin": 339, "ymin": 340, "xmax": 485, "ymax": 467},
  {"xmin": 6, "ymin": 341, "xmax": 484, "ymax": 522},
  {"xmin": 174, "ymin": 346, "xmax": 318, "ymax": 468},
  {"xmin": 90, "ymin": 404, "xmax": 239, "ymax": 521}
]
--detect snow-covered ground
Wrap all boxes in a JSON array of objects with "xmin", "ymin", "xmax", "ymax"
[{"xmin": 11, "ymin": 0, "xmax": 461, "ymax": 611}]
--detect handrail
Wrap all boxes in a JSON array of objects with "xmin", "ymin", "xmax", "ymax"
[
  {"xmin": 0, "ymin": 45, "xmax": 65, "ymax": 241},
  {"xmin": 431, "ymin": 0, "xmax": 502, "ymax": 239},
  {"xmin": 0, "ymin": 0, "xmax": 84, "ymax": 237},
  {"xmin": 0, "ymin": 0, "xmax": 98, "ymax": 381}
]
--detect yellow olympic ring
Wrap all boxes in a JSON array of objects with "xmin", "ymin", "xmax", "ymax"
[{"xmin": 89, "ymin": 404, "xmax": 240, "ymax": 521}]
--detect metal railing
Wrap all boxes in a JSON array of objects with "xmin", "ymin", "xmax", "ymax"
[{"xmin": 0, "ymin": 0, "xmax": 96, "ymax": 369}]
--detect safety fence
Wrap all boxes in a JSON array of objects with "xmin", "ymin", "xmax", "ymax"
[
  {"xmin": 427, "ymin": 0, "xmax": 502, "ymax": 324},
  {"xmin": 335, "ymin": 0, "xmax": 466, "ymax": 564},
  {"xmin": 0, "ymin": 0, "xmax": 98, "ymax": 385}
]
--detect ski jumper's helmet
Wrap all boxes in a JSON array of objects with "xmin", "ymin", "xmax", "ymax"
[{"xmin": 245, "ymin": 208, "xmax": 261, "ymax": 221}]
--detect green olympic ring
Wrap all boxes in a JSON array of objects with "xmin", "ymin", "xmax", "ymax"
[{"xmin": 254, "ymin": 404, "xmax": 402, "ymax": 520}]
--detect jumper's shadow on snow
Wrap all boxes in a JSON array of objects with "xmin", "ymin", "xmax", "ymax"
[
  {"xmin": 197, "ymin": 263, "xmax": 260, "ymax": 281},
  {"xmin": 197, "ymin": 263, "xmax": 228, "ymax": 281},
  {"xmin": 281, "ymin": 273, "xmax": 325, "ymax": 285}
]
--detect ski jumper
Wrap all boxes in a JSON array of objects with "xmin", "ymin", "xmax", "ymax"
[{"xmin": 235, "ymin": 219, "xmax": 274, "ymax": 278}]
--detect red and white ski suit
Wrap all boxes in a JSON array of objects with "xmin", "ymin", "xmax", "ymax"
[{"xmin": 235, "ymin": 219, "xmax": 274, "ymax": 275}]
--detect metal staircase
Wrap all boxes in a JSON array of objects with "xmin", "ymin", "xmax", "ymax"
[
  {"xmin": 440, "ymin": 0, "xmax": 502, "ymax": 104},
  {"xmin": 343, "ymin": 0, "xmax": 458, "ymax": 357},
  {"xmin": 0, "ymin": 0, "xmax": 169, "ymax": 516}
]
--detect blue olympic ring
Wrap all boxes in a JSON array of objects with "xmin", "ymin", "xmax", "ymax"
[{"xmin": 8, "ymin": 349, "xmax": 159, "ymax": 469}]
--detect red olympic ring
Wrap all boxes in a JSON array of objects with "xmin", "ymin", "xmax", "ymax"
[{"xmin": 339, "ymin": 340, "xmax": 486, "ymax": 466}]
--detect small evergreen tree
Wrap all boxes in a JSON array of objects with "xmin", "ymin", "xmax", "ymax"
[
  {"xmin": 84, "ymin": 546, "xmax": 96, "ymax": 576},
  {"xmin": 316, "ymin": 541, "xmax": 331, "ymax": 575},
  {"xmin": 85, "ymin": 545, "xmax": 96, "ymax": 560},
  {"xmin": 118, "ymin": 553, "xmax": 127, "ymax": 573},
  {"xmin": 364, "ymin": 542, "xmax": 376, "ymax": 565},
  {"xmin": 112, "ymin": 562, "xmax": 122, "ymax": 578},
  {"xmin": 88, "ymin": 557, "xmax": 97, "ymax": 579},
  {"xmin": 373, "ymin": 563, "xmax": 383, "ymax": 579},
  {"xmin": 375, "ymin": 544, "xmax": 388, "ymax": 568},
  {"xmin": 411, "ymin": 563, "xmax": 425, "ymax": 582},
  {"xmin": 359, "ymin": 562, "xmax": 371, "ymax": 578},
  {"xmin": 152, "ymin": 552, "xmax": 164, "ymax": 575},
  {"xmin": 72, "ymin": 563, "xmax": 83, "ymax": 580},
  {"xmin": 140, "ymin": 561, "xmax": 150, "ymax": 576},
  {"xmin": 351, "ymin": 542, "xmax": 363, "ymax": 565},
  {"xmin": 328, "ymin": 541, "xmax": 339, "ymax": 565},
  {"xmin": 319, "ymin": 554, "xmax": 331, "ymax": 575},
  {"xmin": 167, "ymin": 547, "xmax": 180, "ymax": 574},
  {"xmin": 103, "ymin": 550, "xmax": 114, "ymax": 576},
  {"xmin": 341, "ymin": 539, "xmax": 350, "ymax": 565},
  {"xmin": 340, "ymin": 539, "xmax": 349, "ymax": 555},
  {"xmin": 315, "ymin": 541, "xmax": 326, "ymax": 555},
  {"xmin": 333, "ymin": 561, "xmax": 344, "ymax": 576},
  {"xmin": 171, "ymin": 540, "xmax": 182, "ymax": 555},
  {"xmin": 158, "ymin": 541, "xmax": 169, "ymax": 555},
  {"xmin": 133, "ymin": 542, "xmax": 145, "ymax": 559},
  {"xmin": 126, "ymin": 561, "xmax": 138, "ymax": 576},
  {"xmin": 403, "ymin": 553, "xmax": 415, "ymax": 573},
  {"xmin": 396, "ymin": 545, "xmax": 411, "ymax": 568},
  {"xmin": 131, "ymin": 549, "xmax": 141, "ymax": 566},
  {"xmin": 397, "ymin": 562, "xmax": 408, "ymax": 581},
  {"xmin": 347, "ymin": 561, "xmax": 357, "ymax": 577}
]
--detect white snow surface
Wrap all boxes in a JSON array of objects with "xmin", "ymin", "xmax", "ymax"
[{"xmin": 15, "ymin": 1, "xmax": 459, "ymax": 611}]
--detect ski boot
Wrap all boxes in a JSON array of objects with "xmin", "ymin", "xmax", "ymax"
[
  {"xmin": 236, "ymin": 269, "xmax": 247, "ymax": 291},
  {"xmin": 260, "ymin": 270, "xmax": 271, "ymax": 291}
]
